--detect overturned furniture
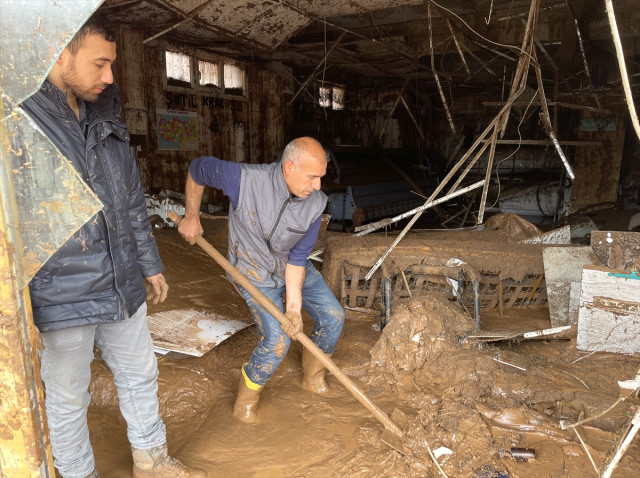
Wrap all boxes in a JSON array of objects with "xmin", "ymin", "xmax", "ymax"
[{"xmin": 322, "ymin": 229, "xmax": 547, "ymax": 323}]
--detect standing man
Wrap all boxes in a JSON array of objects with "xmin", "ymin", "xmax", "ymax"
[
  {"xmin": 20, "ymin": 14, "xmax": 206, "ymax": 478},
  {"xmin": 178, "ymin": 137, "xmax": 345, "ymax": 423}
]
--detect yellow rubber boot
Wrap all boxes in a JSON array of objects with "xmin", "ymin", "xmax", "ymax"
[
  {"xmin": 232, "ymin": 365, "xmax": 262, "ymax": 424},
  {"xmin": 131, "ymin": 443, "xmax": 206, "ymax": 477}
]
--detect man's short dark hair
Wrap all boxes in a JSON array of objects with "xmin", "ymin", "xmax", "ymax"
[{"xmin": 68, "ymin": 13, "xmax": 115, "ymax": 54}]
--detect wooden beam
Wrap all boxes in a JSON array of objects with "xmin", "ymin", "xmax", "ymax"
[
  {"xmin": 565, "ymin": 0, "xmax": 601, "ymax": 108},
  {"xmin": 482, "ymin": 101, "xmax": 611, "ymax": 114},
  {"xmin": 377, "ymin": 74, "xmax": 413, "ymax": 144},
  {"xmin": 427, "ymin": 0, "xmax": 456, "ymax": 134},
  {"xmin": 289, "ymin": 31, "xmax": 347, "ymax": 104},
  {"xmin": 605, "ymin": 0, "xmax": 640, "ymax": 142},
  {"xmin": 476, "ymin": 123, "xmax": 500, "ymax": 223},
  {"xmin": 446, "ymin": 18, "xmax": 470, "ymax": 75},
  {"xmin": 399, "ymin": 95, "xmax": 426, "ymax": 141},
  {"xmin": 534, "ymin": 50, "xmax": 576, "ymax": 180},
  {"xmin": 498, "ymin": 0, "xmax": 540, "ymax": 137},
  {"xmin": 483, "ymin": 139, "xmax": 602, "ymax": 146}
]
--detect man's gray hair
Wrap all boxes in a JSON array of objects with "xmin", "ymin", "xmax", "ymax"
[{"xmin": 282, "ymin": 137, "xmax": 327, "ymax": 169}]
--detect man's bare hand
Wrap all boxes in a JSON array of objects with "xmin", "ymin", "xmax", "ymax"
[
  {"xmin": 145, "ymin": 273, "xmax": 169, "ymax": 305},
  {"xmin": 177, "ymin": 215, "xmax": 204, "ymax": 245},
  {"xmin": 281, "ymin": 310, "xmax": 303, "ymax": 339}
]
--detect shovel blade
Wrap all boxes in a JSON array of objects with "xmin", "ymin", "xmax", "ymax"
[{"xmin": 381, "ymin": 427, "xmax": 412, "ymax": 455}]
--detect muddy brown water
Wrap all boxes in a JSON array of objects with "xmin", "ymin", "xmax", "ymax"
[{"xmin": 81, "ymin": 223, "xmax": 639, "ymax": 478}]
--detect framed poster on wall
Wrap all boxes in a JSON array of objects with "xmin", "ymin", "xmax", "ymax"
[{"xmin": 156, "ymin": 109, "xmax": 198, "ymax": 150}]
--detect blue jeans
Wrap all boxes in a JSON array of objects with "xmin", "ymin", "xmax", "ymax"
[
  {"xmin": 239, "ymin": 260, "xmax": 345, "ymax": 387},
  {"xmin": 40, "ymin": 303, "xmax": 166, "ymax": 478}
]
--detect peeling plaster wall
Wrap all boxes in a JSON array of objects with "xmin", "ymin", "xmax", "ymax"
[{"xmin": 113, "ymin": 29, "xmax": 290, "ymax": 205}]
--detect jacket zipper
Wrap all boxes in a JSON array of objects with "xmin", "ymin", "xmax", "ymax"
[
  {"xmin": 266, "ymin": 197, "xmax": 291, "ymax": 280},
  {"xmin": 87, "ymin": 119, "xmax": 128, "ymax": 316},
  {"xmin": 267, "ymin": 197, "xmax": 291, "ymax": 245}
]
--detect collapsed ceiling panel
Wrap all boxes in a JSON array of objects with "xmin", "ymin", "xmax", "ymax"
[
  {"xmin": 283, "ymin": 0, "xmax": 425, "ymax": 18},
  {"xmin": 104, "ymin": 0, "xmax": 182, "ymax": 29},
  {"xmin": 195, "ymin": 0, "xmax": 310, "ymax": 48},
  {"xmin": 100, "ymin": 0, "xmax": 639, "ymax": 95}
]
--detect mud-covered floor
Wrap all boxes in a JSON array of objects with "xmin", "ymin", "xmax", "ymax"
[{"xmin": 84, "ymin": 219, "xmax": 640, "ymax": 478}]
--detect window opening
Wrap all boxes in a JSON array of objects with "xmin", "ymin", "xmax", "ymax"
[
  {"xmin": 318, "ymin": 85, "xmax": 345, "ymax": 110},
  {"xmin": 332, "ymin": 87, "xmax": 345, "ymax": 110},
  {"xmin": 165, "ymin": 51, "xmax": 191, "ymax": 87},
  {"xmin": 319, "ymin": 86, "xmax": 331, "ymax": 108},
  {"xmin": 224, "ymin": 63, "xmax": 245, "ymax": 95},
  {"xmin": 198, "ymin": 60, "xmax": 220, "ymax": 87}
]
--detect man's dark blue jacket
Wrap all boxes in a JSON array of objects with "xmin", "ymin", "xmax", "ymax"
[{"xmin": 21, "ymin": 82, "xmax": 163, "ymax": 332}]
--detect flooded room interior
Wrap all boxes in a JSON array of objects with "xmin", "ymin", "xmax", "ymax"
[{"xmin": 2, "ymin": 1, "xmax": 640, "ymax": 477}]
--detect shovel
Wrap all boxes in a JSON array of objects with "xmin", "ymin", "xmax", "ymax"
[{"xmin": 167, "ymin": 211, "xmax": 409, "ymax": 453}]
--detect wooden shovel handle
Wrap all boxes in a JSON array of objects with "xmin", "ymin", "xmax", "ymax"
[{"xmin": 168, "ymin": 211, "xmax": 403, "ymax": 438}]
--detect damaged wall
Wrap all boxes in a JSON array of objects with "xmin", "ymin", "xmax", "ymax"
[{"xmin": 113, "ymin": 27, "xmax": 291, "ymax": 203}]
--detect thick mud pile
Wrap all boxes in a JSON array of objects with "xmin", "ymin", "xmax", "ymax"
[{"xmin": 83, "ymin": 226, "xmax": 639, "ymax": 478}]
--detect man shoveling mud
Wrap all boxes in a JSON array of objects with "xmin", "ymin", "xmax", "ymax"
[
  {"xmin": 21, "ymin": 14, "xmax": 205, "ymax": 478},
  {"xmin": 178, "ymin": 137, "xmax": 345, "ymax": 423}
]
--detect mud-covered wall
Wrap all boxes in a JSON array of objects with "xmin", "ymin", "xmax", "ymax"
[{"xmin": 113, "ymin": 28, "xmax": 291, "ymax": 204}]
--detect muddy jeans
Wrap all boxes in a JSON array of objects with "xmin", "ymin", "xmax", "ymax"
[
  {"xmin": 40, "ymin": 303, "xmax": 166, "ymax": 478},
  {"xmin": 239, "ymin": 260, "xmax": 345, "ymax": 386}
]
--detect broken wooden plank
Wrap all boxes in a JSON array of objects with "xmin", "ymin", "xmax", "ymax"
[
  {"xmin": 290, "ymin": 31, "xmax": 347, "ymax": 104},
  {"xmin": 542, "ymin": 246, "xmax": 600, "ymax": 327},
  {"xmin": 534, "ymin": 50, "xmax": 576, "ymax": 181},
  {"xmin": 353, "ymin": 180, "xmax": 485, "ymax": 236},
  {"xmin": 477, "ymin": 123, "xmax": 500, "ymax": 223},
  {"xmin": 482, "ymin": 101, "xmax": 611, "ymax": 114},
  {"xmin": 427, "ymin": 0, "xmax": 456, "ymax": 134},
  {"xmin": 605, "ymin": 0, "xmax": 640, "ymax": 142},
  {"xmin": 498, "ymin": 0, "xmax": 540, "ymax": 138},
  {"xmin": 399, "ymin": 96, "xmax": 426, "ymax": 141},
  {"xmin": 467, "ymin": 325, "xmax": 572, "ymax": 343},
  {"xmin": 576, "ymin": 265, "xmax": 640, "ymax": 355},
  {"xmin": 565, "ymin": 0, "xmax": 601, "ymax": 108},
  {"xmin": 446, "ymin": 17, "xmax": 470, "ymax": 74},
  {"xmin": 483, "ymin": 139, "xmax": 602, "ymax": 146},
  {"xmin": 377, "ymin": 74, "xmax": 412, "ymax": 143}
]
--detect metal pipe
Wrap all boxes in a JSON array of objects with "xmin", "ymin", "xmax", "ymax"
[{"xmin": 354, "ymin": 180, "xmax": 485, "ymax": 237}]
